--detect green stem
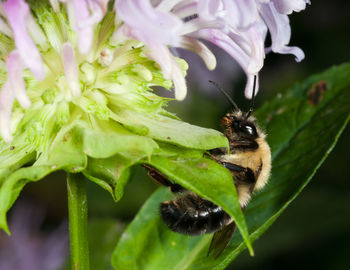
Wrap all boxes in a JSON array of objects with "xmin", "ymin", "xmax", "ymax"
[{"xmin": 67, "ymin": 173, "xmax": 90, "ymax": 270}]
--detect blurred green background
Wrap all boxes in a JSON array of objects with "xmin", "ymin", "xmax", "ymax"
[{"xmin": 3, "ymin": 1, "xmax": 350, "ymax": 269}]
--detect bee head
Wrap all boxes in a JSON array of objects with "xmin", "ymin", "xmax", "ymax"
[
  {"xmin": 223, "ymin": 113, "xmax": 258, "ymax": 139},
  {"xmin": 209, "ymin": 76, "xmax": 258, "ymax": 139}
]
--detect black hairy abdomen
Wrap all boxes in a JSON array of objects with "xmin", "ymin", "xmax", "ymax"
[{"xmin": 160, "ymin": 193, "xmax": 231, "ymax": 235}]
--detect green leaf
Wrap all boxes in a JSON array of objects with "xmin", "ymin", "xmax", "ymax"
[
  {"xmin": 0, "ymin": 141, "xmax": 35, "ymax": 183},
  {"xmin": 0, "ymin": 119, "xmax": 160, "ymax": 231},
  {"xmin": 111, "ymin": 63, "xmax": 350, "ymax": 270},
  {"xmin": 81, "ymin": 119, "xmax": 159, "ymax": 200},
  {"xmin": 81, "ymin": 120, "xmax": 158, "ymax": 159},
  {"xmin": 111, "ymin": 109, "xmax": 228, "ymax": 150},
  {"xmin": 82, "ymin": 121, "xmax": 229, "ymax": 203},
  {"xmin": 112, "ymin": 188, "xmax": 212, "ymax": 270}
]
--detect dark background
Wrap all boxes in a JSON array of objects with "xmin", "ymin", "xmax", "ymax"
[{"xmin": 2, "ymin": 1, "xmax": 350, "ymax": 269}]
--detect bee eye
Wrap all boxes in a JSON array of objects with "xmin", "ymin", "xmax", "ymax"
[
  {"xmin": 243, "ymin": 124, "xmax": 257, "ymax": 137},
  {"xmin": 231, "ymin": 121, "xmax": 257, "ymax": 137}
]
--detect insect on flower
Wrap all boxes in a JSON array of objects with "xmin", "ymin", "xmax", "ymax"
[{"xmin": 144, "ymin": 76, "xmax": 271, "ymax": 257}]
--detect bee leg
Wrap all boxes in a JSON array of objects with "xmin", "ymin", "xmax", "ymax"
[
  {"xmin": 221, "ymin": 162, "xmax": 255, "ymax": 184},
  {"xmin": 142, "ymin": 164, "xmax": 184, "ymax": 193},
  {"xmin": 208, "ymin": 147, "xmax": 228, "ymax": 155}
]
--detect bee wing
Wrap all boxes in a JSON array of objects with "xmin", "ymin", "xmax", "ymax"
[
  {"xmin": 207, "ymin": 221, "xmax": 236, "ymax": 259},
  {"xmin": 207, "ymin": 203, "xmax": 250, "ymax": 258}
]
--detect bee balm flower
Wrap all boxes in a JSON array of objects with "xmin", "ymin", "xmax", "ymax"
[{"xmin": 0, "ymin": 0, "xmax": 309, "ymax": 142}]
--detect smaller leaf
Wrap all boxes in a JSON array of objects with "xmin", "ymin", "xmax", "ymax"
[
  {"xmin": 35, "ymin": 123, "xmax": 87, "ymax": 171},
  {"xmin": 145, "ymin": 155, "xmax": 250, "ymax": 252},
  {"xmin": 82, "ymin": 120, "xmax": 158, "ymax": 159},
  {"xmin": 0, "ymin": 165, "xmax": 56, "ymax": 233},
  {"xmin": 83, "ymin": 154, "xmax": 135, "ymax": 201}
]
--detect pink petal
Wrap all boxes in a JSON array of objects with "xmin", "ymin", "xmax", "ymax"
[
  {"xmin": 222, "ymin": 0, "xmax": 258, "ymax": 30},
  {"xmin": 197, "ymin": 0, "xmax": 222, "ymax": 21},
  {"xmin": 260, "ymin": 2, "xmax": 305, "ymax": 62},
  {"xmin": 3, "ymin": 0, "xmax": 45, "ymax": 80},
  {"xmin": 62, "ymin": 43, "xmax": 81, "ymax": 97},
  {"xmin": 71, "ymin": 0, "xmax": 94, "ymax": 54},
  {"xmin": 156, "ymin": 0, "xmax": 185, "ymax": 12},
  {"xmin": 243, "ymin": 23, "xmax": 266, "ymax": 73},
  {"xmin": 195, "ymin": 29, "xmax": 250, "ymax": 73},
  {"xmin": 6, "ymin": 50, "xmax": 31, "ymax": 108},
  {"xmin": 272, "ymin": 0, "xmax": 310, "ymax": 15},
  {"xmin": 115, "ymin": 0, "xmax": 183, "ymax": 45},
  {"xmin": 172, "ymin": 2, "xmax": 197, "ymax": 19},
  {"xmin": 195, "ymin": 29, "xmax": 261, "ymax": 98},
  {"xmin": 69, "ymin": 0, "xmax": 108, "ymax": 55}
]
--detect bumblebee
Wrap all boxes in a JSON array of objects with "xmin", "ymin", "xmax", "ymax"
[{"xmin": 144, "ymin": 76, "xmax": 271, "ymax": 257}]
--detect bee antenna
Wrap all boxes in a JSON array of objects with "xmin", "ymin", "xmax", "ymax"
[
  {"xmin": 208, "ymin": 80, "xmax": 239, "ymax": 111},
  {"xmin": 245, "ymin": 75, "xmax": 257, "ymax": 119}
]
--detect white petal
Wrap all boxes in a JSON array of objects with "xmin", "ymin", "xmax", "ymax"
[
  {"xmin": 49, "ymin": 0, "xmax": 60, "ymax": 12},
  {"xmin": 245, "ymin": 74, "xmax": 259, "ymax": 99},
  {"xmin": 0, "ymin": 17, "xmax": 12, "ymax": 37},
  {"xmin": 179, "ymin": 37, "xmax": 217, "ymax": 70},
  {"xmin": 146, "ymin": 44, "xmax": 173, "ymax": 79},
  {"xmin": 6, "ymin": 51, "xmax": 31, "ymax": 108},
  {"xmin": 0, "ymin": 82, "xmax": 14, "ymax": 142},
  {"xmin": 26, "ymin": 13, "xmax": 48, "ymax": 50},
  {"xmin": 62, "ymin": 43, "xmax": 81, "ymax": 97},
  {"xmin": 172, "ymin": 61, "xmax": 187, "ymax": 100},
  {"xmin": 145, "ymin": 43, "xmax": 187, "ymax": 100}
]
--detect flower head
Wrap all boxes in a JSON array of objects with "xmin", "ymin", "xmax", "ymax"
[{"xmin": 0, "ymin": 0, "xmax": 310, "ymax": 142}]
